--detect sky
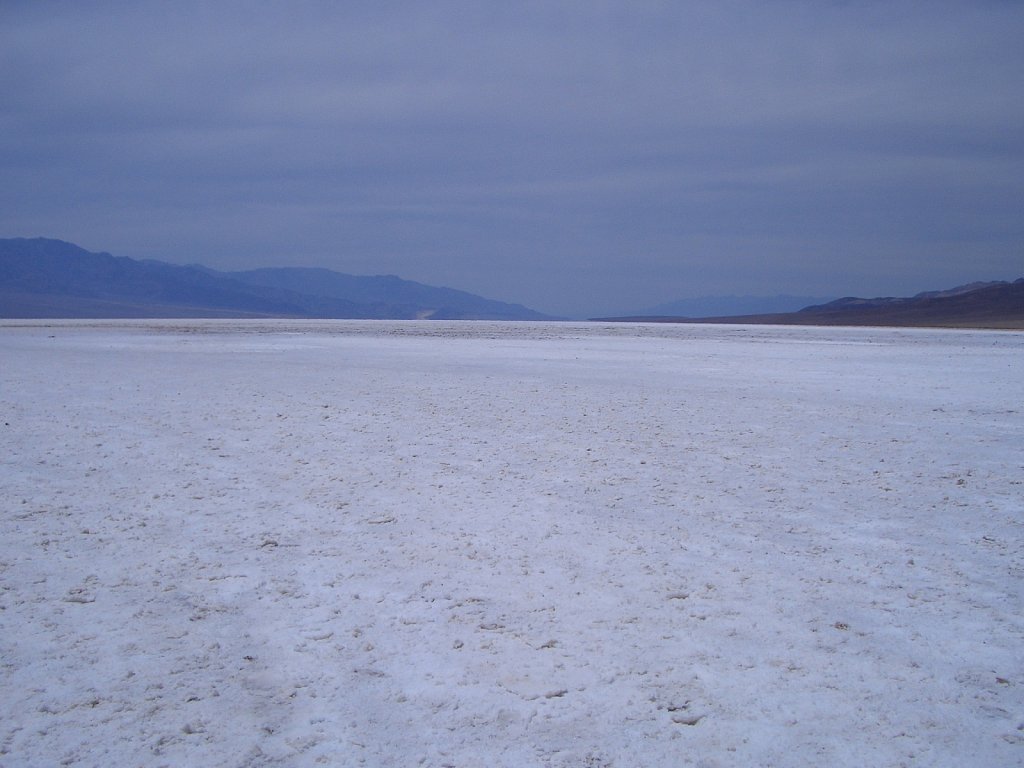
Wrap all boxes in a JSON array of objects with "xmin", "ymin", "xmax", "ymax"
[{"xmin": 2, "ymin": 2, "xmax": 1022, "ymax": 317}]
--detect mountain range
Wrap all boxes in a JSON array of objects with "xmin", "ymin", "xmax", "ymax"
[
  {"xmin": 633, "ymin": 294, "xmax": 838, "ymax": 318},
  {"xmin": 3, "ymin": 237, "xmax": 1021, "ymax": 328},
  {"xmin": 596, "ymin": 280, "xmax": 1024, "ymax": 329},
  {"xmin": 0, "ymin": 238, "xmax": 555, "ymax": 321}
]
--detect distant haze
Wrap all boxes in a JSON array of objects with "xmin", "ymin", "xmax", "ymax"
[
  {"xmin": 1, "ymin": 3, "xmax": 1022, "ymax": 317},
  {"xmin": 636, "ymin": 295, "xmax": 837, "ymax": 319}
]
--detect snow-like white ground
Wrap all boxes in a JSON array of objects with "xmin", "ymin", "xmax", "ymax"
[{"xmin": 1, "ymin": 320, "xmax": 1022, "ymax": 767}]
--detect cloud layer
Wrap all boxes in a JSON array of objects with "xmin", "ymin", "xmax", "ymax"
[{"xmin": 2, "ymin": 2, "xmax": 1022, "ymax": 315}]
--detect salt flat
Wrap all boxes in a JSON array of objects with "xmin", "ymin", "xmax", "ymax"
[{"xmin": 1, "ymin": 320, "xmax": 1022, "ymax": 767}]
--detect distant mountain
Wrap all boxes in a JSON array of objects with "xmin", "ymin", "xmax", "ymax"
[
  {"xmin": 634, "ymin": 294, "xmax": 836, "ymax": 318},
  {"xmin": 0, "ymin": 238, "xmax": 556, "ymax": 320},
  {"xmin": 595, "ymin": 280, "xmax": 1024, "ymax": 330},
  {"xmin": 225, "ymin": 267, "xmax": 550, "ymax": 321},
  {"xmin": 789, "ymin": 281, "xmax": 1024, "ymax": 327}
]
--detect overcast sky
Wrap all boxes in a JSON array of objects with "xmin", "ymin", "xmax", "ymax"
[{"xmin": 2, "ymin": 2, "xmax": 1022, "ymax": 316}]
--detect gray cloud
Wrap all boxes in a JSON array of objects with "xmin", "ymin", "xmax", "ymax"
[{"xmin": 2, "ymin": 1, "xmax": 1022, "ymax": 316}]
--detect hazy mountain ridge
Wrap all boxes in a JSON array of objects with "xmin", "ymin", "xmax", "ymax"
[
  {"xmin": 0, "ymin": 238, "xmax": 319, "ymax": 317},
  {"xmin": 227, "ymin": 267, "xmax": 547, "ymax": 321},
  {"xmin": 597, "ymin": 279, "xmax": 1024, "ymax": 329},
  {"xmin": 799, "ymin": 281, "xmax": 1019, "ymax": 313},
  {"xmin": 0, "ymin": 238, "xmax": 555, "ymax": 320},
  {"xmin": 5, "ymin": 238, "xmax": 1020, "ymax": 327},
  {"xmin": 636, "ymin": 294, "xmax": 837, "ymax": 318}
]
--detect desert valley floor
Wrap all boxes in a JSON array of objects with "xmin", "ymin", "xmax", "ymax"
[{"xmin": 1, "ymin": 320, "xmax": 1022, "ymax": 767}]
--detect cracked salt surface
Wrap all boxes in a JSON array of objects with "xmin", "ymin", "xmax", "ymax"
[{"xmin": 1, "ymin": 320, "xmax": 1022, "ymax": 766}]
